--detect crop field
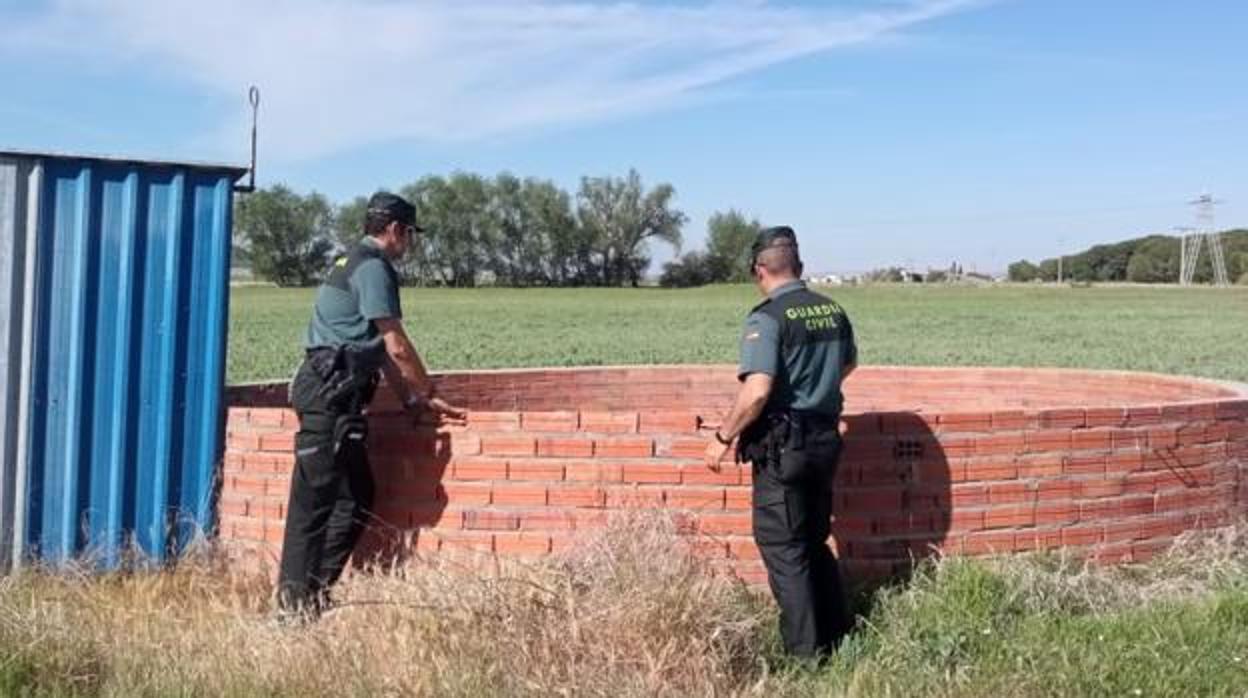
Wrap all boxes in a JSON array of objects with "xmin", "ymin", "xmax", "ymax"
[{"xmin": 229, "ymin": 284, "xmax": 1248, "ymax": 385}]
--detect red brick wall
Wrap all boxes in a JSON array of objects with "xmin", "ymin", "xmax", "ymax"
[{"xmin": 221, "ymin": 366, "xmax": 1248, "ymax": 583}]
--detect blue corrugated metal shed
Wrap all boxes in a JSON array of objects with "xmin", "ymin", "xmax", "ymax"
[{"xmin": 0, "ymin": 150, "xmax": 247, "ymax": 570}]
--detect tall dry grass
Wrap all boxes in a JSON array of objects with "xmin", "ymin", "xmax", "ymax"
[
  {"xmin": 0, "ymin": 513, "xmax": 781, "ymax": 697},
  {"xmin": 985, "ymin": 524, "xmax": 1248, "ymax": 615},
  {"xmin": 3, "ymin": 517, "xmax": 1248, "ymax": 697}
]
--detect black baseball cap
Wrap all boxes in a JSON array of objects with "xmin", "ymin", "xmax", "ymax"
[
  {"xmin": 748, "ymin": 226, "xmax": 799, "ymax": 272},
  {"xmin": 366, "ymin": 192, "xmax": 423, "ymax": 232}
]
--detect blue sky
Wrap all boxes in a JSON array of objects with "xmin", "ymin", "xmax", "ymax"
[{"xmin": 2, "ymin": 0, "xmax": 1244, "ymax": 274}]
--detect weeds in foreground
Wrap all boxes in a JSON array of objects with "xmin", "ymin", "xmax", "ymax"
[
  {"xmin": 0, "ymin": 514, "xmax": 774, "ymax": 697},
  {"xmin": 819, "ymin": 525, "xmax": 1248, "ymax": 698},
  {"xmin": 3, "ymin": 518, "xmax": 1248, "ymax": 697}
]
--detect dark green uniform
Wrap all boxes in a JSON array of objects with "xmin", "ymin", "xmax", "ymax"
[
  {"xmin": 277, "ymin": 237, "xmax": 401, "ymax": 614},
  {"xmin": 737, "ymin": 279, "xmax": 856, "ymax": 657}
]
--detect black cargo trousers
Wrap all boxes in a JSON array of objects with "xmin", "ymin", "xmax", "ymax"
[
  {"xmin": 276, "ymin": 350, "xmax": 378, "ymax": 613},
  {"xmin": 744, "ymin": 414, "xmax": 852, "ymax": 657}
]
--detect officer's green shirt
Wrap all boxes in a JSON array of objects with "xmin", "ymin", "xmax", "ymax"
[
  {"xmin": 304, "ymin": 237, "xmax": 401, "ymax": 369},
  {"xmin": 738, "ymin": 280, "xmax": 857, "ymax": 417}
]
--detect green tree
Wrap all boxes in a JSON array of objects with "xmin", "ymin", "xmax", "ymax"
[
  {"xmin": 704, "ymin": 210, "xmax": 760, "ymax": 283},
  {"xmin": 1126, "ymin": 253, "xmax": 1159, "ymax": 283},
  {"xmin": 1077, "ymin": 240, "xmax": 1135, "ymax": 281},
  {"xmin": 403, "ymin": 173, "xmax": 494, "ymax": 287},
  {"xmin": 576, "ymin": 170, "xmax": 686, "ymax": 286},
  {"xmin": 1229, "ymin": 251, "xmax": 1248, "ymax": 284},
  {"xmin": 332, "ymin": 195, "xmax": 370, "ymax": 252},
  {"xmin": 659, "ymin": 252, "xmax": 715, "ymax": 288},
  {"xmin": 1008, "ymin": 260, "xmax": 1040, "ymax": 282},
  {"xmin": 489, "ymin": 173, "xmax": 529, "ymax": 286},
  {"xmin": 518, "ymin": 179, "xmax": 584, "ymax": 286},
  {"xmin": 231, "ymin": 244, "xmax": 251, "ymax": 269},
  {"xmin": 234, "ymin": 185, "xmax": 334, "ymax": 287},
  {"xmin": 1064, "ymin": 256, "xmax": 1094, "ymax": 282},
  {"xmin": 1130, "ymin": 236, "xmax": 1179, "ymax": 283},
  {"xmin": 488, "ymin": 174, "xmax": 576, "ymax": 286}
]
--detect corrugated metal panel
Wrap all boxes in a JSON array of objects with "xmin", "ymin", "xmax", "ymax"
[
  {"xmin": 0, "ymin": 157, "xmax": 40, "ymax": 572},
  {"xmin": 4, "ymin": 152, "xmax": 244, "ymax": 568}
]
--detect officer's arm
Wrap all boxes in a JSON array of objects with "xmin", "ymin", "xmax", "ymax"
[
  {"xmin": 717, "ymin": 372, "xmax": 774, "ymax": 442},
  {"xmin": 374, "ymin": 317, "xmax": 433, "ymax": 402},
  {"xmin": 375, "ymin": 319, "xmax": 467, "ymax": 422},
  {"xmin": 719, "ymin": 310, "xmax": 780, "ymax": 440}
]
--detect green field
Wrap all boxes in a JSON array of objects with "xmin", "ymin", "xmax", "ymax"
[{"xmin": 229, "ymin": 284, "xmax": 1248, "ymax": 385}]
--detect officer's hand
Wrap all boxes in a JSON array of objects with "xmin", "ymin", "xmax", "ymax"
[
  {"xmin": 704, "ymin": 439, "xmax": 732, "ymax": 473},
  {"xmin": 428, "ymin": 397, "xmax": 467, "ymax": 426}
]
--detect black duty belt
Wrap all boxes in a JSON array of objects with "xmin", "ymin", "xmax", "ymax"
[
  {"xmin": 738, "ymin": 409, "xmax": 839, "ymax": 463},
  {"xmin": 303, "ymin": 345, "xmax": 379, "ymax": 412},
  {"xmin": 760, "ymin": 409, "xmax": 838, "ymax": 429}
]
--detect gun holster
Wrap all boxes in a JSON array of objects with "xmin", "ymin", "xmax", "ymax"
[
  {"xmin": 308, "ymin": 347, "xmax": 378, "ymax": 410},
  {"xmin": 737, "ymin": 412, "xmax": 797, "ymax": 465},
  {"xmin": 789, "ymin": 415, "xmax": 806, "ymax": 451},
  {"xmin": 332, "ymin": 414, "xmax": 369, "ymax": 455}
]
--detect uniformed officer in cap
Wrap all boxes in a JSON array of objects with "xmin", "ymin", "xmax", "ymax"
[
  {"xmin": 277, "ymin": 191, "xmax": 465, "ymax": 618},
  {"xmin": 705, "ymin": 225, "xmax": 857, "ymax": 658}
]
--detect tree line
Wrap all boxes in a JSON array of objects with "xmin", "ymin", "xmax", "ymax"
[
  {"xmin": 234, "ymin": 170, "xmax": 762, "ymax": 288},
  {"xmin": 1007, "ymin": 230, "xmax": 1248, "ymax": 285}
]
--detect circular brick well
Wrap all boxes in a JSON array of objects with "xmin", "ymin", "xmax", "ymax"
[{"xmin": 221, "ymin": 366, "xmax": 1248, "ymax": 583}]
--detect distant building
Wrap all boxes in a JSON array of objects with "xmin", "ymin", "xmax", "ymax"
[
  {"xmin": 899, "ymin": 268, "xmax": 924, "ymax": 283},
  {"xmin": 807, "ymin": 273, "xmax": 845, "ymax": 286}
]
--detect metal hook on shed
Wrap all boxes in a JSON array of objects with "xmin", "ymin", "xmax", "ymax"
[{"xmin": 234, "ymin": 86, "xmax": 261, "ymax": 193}]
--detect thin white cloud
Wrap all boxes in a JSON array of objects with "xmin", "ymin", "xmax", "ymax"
[{"xmin": 8, "ymin": 0, "xmax": 982, "ymax": 160}]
